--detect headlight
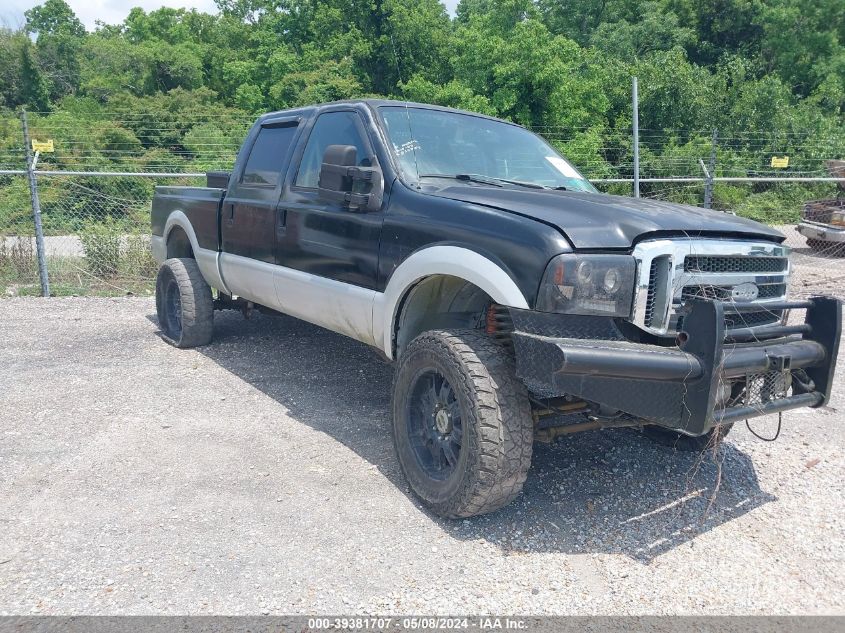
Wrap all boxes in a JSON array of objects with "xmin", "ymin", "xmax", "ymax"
[
  {"xmin": 536, "ymin": 254, "xmax": 636, "ymax": 317},
  {"xmin": 830, "ymin": 211, "xmax": 845, "ymax": 227}
]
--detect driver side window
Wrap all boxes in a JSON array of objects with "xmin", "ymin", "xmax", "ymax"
[{"xmin": 295, "ymin": 111, "xmax": 370, "ymax": 188}]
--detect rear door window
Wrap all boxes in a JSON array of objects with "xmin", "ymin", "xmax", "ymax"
[{"xmin": 241, "ymin": 123, "xmax": 299, "ymax": 186}]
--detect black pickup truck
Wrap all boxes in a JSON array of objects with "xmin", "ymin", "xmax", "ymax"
[{"xmin": 151, "ymin": 99, "xmax": 841, "ymax": 518}]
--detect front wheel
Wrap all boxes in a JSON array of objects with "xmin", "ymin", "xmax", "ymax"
[
  {"xmin": 392, "ymin": 329, "xmax": 534, "ymax": 518},
  {"xmin": 155, "ymin": 257, "xmax": 213, "ymax": 348}
]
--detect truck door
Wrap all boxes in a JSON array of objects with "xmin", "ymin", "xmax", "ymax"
[
  {"xmin": 277, "ymin": 109, "xmax": 383, "ymax": 289},
  {"xmin": 271, "ymin": 108, "xmax": 384, "ymax": 345},
  {"xmin": 219, "ymin": 118, "xmax": 301, "ymax": 306},
  {"xmin": 221, "ymin": 119, "xmax": 300, "ymax": 262}
]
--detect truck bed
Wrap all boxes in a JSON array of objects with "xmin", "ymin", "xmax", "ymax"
[{"xmin": 151, "ymin": 186, "xmax": 225, "ymax": 253}]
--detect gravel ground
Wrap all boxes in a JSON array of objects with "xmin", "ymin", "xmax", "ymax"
[
  {"xmin": 0, "ymin": 291, "xmax": 843, "ymax": 615},
  {"xmin": 781, "ymin": 225, "xmax": 845, "ymax": 298}
]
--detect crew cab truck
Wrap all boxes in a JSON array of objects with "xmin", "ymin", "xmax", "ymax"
[{"xmin": 151, "ymin": 100, "xmax": 841, "ymax": 518}]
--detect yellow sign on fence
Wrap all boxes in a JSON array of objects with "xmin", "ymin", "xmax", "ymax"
[
  {"xmin": 771, "ymin": 155, "xmax": 789, "ymax": 168},
  {"xmin": 31, "ymin": 139, "xmax": 54, "ymax": 153}
]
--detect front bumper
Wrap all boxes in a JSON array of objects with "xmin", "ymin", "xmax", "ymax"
[
  {"xmin": 510, "ymin": 298, "xmax": 841, "ymax": 436},
  {"xmin": 797, "ymin": 221, "xmax": 845, "ymax": 242}
]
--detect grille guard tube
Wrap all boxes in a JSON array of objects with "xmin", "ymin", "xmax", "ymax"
[{"xmin": 510, "ymin": 297, "xmax": 841, "ymax": 436}]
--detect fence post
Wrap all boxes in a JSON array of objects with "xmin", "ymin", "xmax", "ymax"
[
  {"xmin": 703, "ymin": 128, "xmax": 718, "ymax": 209},
  {"xmin": 632, "ymin": 76, "xmax": 640, "ymax": 198},
  {"xmin": 21, "ymin": 109, "xmax": 50, "ymax": 297}
]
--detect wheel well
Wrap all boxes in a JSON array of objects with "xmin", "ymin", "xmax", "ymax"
[
  {"xmin": 394, "ymin": 275, "xmax": 493, "ymax": 358},
  {"xmin": 166, "ymin": 226, "xmax": 194, "ymax": 259}
]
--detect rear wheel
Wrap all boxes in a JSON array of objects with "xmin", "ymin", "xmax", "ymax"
[
  {"xmin": 155, "ymin": 257, "xmax": 213, "ymax": 348},
  {"xmin": 642, "ymin": 423, "xmax": 732, "ymax": 452},
  {"xmin": 392, "ymin": 329, "xmax": 533, "ymax": 518}
]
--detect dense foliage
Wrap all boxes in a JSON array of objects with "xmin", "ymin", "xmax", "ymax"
[{"xmin": 0, "ymin": 0, "xmax": 843, "ymax": 229}]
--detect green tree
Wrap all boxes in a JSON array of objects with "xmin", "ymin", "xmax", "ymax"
[
  {"xmin": 450, "ymin": 4, "xmax": 610, "ymax": 129},
  {"xmin": 0, "ymin": 0, "xmax": 841, "ymax": 233},
  {"xmin": 667, "ymin": 0, "xmax": 764, "ymax": 66},
  {"xmin": 24, "ymin": 0, "xmax": 85, "ymax": 38},
  {"xmin": 536, "ymin": 0, "xmax": 639, "ymax": 44},
  {"xmin": 25, "ymin": 0, "xmax": 87, "ymax": 104},
  {"xmin": 0, "ymin": 29, "xmax": 28, "ymax": 108},
  {"xmin": 757, "ymin": 0, "xmax": 845, "ymax": 99},
  {"xmin": 589, "ymin": 2, "xmax": 696, "ymax": 62},
  {"xmin": 19, "ymin": 44, "xmax": 51, "ymax": 111}
]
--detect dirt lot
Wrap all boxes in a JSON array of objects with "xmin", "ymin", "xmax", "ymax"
[{"xmin": 1, "ymin": 287, "xmax": 844, "ymax": 614}]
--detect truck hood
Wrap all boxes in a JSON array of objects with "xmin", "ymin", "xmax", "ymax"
[{"xmin": 430, "ymin": 187, "xmax": 784, "ymax": 249}]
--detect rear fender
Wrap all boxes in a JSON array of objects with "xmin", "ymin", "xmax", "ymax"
[{"xmin": 162, "ymin": 211, "xmax": 229, "ymax": 294}]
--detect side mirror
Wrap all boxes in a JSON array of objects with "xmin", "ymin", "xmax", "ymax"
[{"xmin": 318, "ymin": 144, "xmax": 384, "ymax": 212}]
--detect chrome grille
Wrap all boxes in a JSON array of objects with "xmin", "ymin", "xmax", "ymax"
[
  {"xmin": 632, "ymin": 239, "xmax": 791, "ymax": 336},
  {"xmin": 723, "ymin": 309, "xmax": 784, "ymax": 329},
  {"xmin": 680, "ymin": 282, "xmax": 787, "ymax": 302},
  {"xmin": 684, "ymin": 256, "xmax": 788, "ymax": 274},
  {"xmin": 681, "ymin": 285, "xmax": 732, "ymax": 301},
  {"xmin": 643, "ymin": 259, "xmax": 658, "ymax": 327}
]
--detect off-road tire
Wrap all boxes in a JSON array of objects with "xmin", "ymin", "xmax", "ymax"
[
  {"xmin": 392, "ymin": 329, "xmax": 533, "ymax": 518},
  {"xmin": 155, "ymin": 257, "xmax": 213, "ymax": 348},
  {"xmin": 642, "ymin": 423, "xmax": 732, "ymax": 452}
]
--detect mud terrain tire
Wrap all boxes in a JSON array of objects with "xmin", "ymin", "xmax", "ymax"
[
  {"xmin": 155, "ymin": 257, "xmax": 213, "ymax": 348},
  {"xmin": 392, "ymin": 329, "xmax": 533, "ymax": 518}
]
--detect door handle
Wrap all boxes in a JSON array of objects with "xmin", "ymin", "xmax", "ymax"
[
  {"xmin": 224, "ymin": 202, "xmax": 235, "ymax": 227},
  {"xmin": 276, "ymin": 208, "xmax": 288, "ymax": 238}
]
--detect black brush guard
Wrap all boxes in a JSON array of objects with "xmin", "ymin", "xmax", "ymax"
[{"xmin": 511, "ymin": 297, "xmax": 841, "ymax": 436}]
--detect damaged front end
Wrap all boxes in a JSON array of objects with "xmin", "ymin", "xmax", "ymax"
[{"xmin": 508, "ymin": 297, "xmax": 841, "ymax": 437}]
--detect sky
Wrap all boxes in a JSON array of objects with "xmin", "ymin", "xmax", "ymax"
[{"xmin": 2, "ymin": 0, "xmax": 461, "ymax": 30}]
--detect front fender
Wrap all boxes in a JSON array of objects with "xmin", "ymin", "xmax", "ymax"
[{"xmin": 373, "ymin": 245, "xmax": 529, "ymax": 359}]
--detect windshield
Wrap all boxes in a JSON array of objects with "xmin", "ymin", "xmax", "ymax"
[{"xmin": 378, "ymin": 106, "xmax": 597, "ymax": 193}]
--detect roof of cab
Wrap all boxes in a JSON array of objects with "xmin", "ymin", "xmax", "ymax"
[{"xmin": 256, "ymin": 98, "xmax": 522, "ymax": 128}]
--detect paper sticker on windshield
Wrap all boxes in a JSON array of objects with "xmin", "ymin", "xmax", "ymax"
[{"xmin": 545, "ymin": 156, "xmax": 580, "ymax": 178}]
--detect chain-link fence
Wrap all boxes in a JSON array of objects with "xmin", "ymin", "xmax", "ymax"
[
  {"xmin": 1, "ymin": 172, "xmax": 206, "ymax": 296},
  {"xmin": 12, "ymin": 173, "xmax": 212, "ymax": 296},
  {"xmin": 1, "ymin": 111, "xmax": 844, "ymax": 299},
  {"xmin": 0, "ymin": 108, "xmax": 245, "ymax": 296}
]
